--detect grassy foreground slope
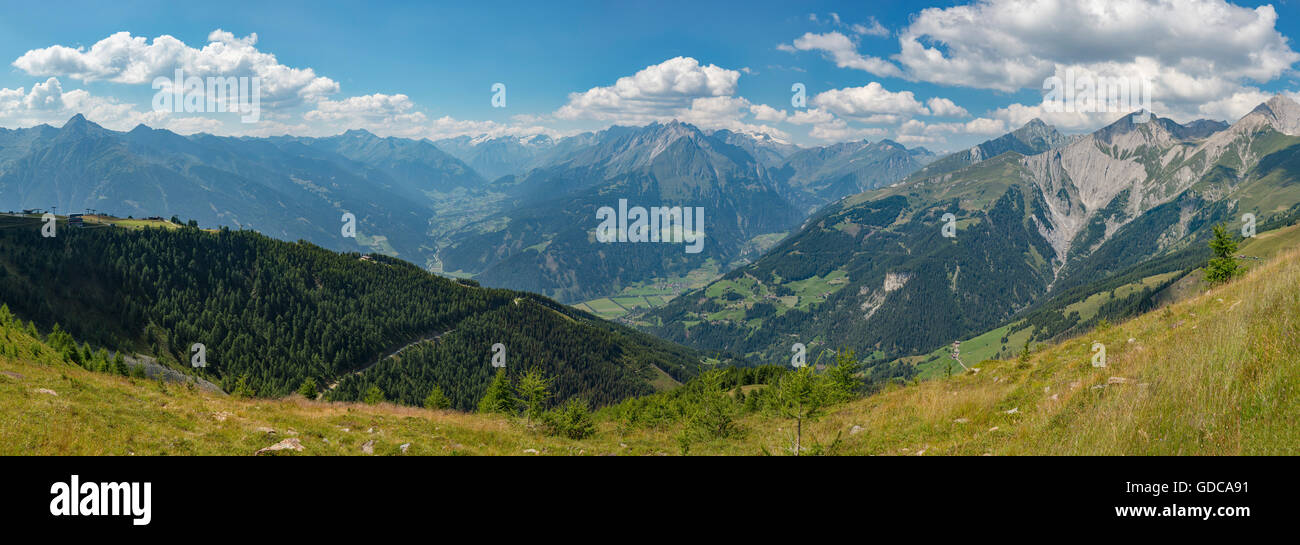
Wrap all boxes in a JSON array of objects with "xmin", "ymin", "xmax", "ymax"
[
  {"xmin": 907, "ymin": 221, "xmax": 1300, "ymax": 377},
  {"xmin": 833, "ymin": 247, "xmax": 1298, "ymax": 455},
  {"xmin": 2, "ymin": 245, "xmax": 1296, "ymax": 455}
]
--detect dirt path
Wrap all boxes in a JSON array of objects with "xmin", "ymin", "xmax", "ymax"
[{"xmin": 325, "ymin": 329, "xmax": 454, "ymax": 391}]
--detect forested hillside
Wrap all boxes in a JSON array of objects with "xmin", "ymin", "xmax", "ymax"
[
  {"xmin": 645, "ymin": 153, "xmax": 1059, "ymax": 364},
  {"xmin": 0, "ymin": 216, "xmax": 702, "ymax": 410}
]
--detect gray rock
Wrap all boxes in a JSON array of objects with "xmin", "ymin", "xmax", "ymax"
[{"xmin": 255, "ymin": 438, "xmax": 303, "ymax": 455}]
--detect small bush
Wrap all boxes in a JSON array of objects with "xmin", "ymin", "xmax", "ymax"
[
  {"xmin": 232, "ymin": 374, "xmax": 256, "ymax": 398},
  {"xmin": 423, "ymin": 385, "xmax": 451, "ymax": 410},
  {"xmin": 297, "ymin": 377, "xmax": 318, "ymax": 399},
  {"xmin": 362, "ymin": 385, "xmax": 385, "ymax": 405},
  {"xmin": 542, "ymin": 398, "xmax": 596, "ymax": 439}
]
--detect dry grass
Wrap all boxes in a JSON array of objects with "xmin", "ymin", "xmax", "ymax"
[{"xmin": 790, "ymin": 246, "xmax": 1300, "ymax": 455}]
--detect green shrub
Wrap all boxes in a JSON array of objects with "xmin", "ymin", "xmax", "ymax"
[
  {"xmin": 297, "ymin": 377, "xmax": 318, "ymax": 399},
  {"xmin": 362, "ymin": 385, "xmax": 385, "ymax": 405},
  {"xmin": 424, "ymin": 385, "xmax": 451, "ymax": 410},
  {"xmin": 476, "ymin": 369, "xmax": 514, "ymax": 414},
  {"xmin": 542, "ymin": 398, "xmax": 595, "ymax": 439}
]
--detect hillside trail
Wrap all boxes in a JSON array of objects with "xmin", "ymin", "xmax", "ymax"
[{"xmin": 324, "ymin": 329, "xmax": 454, "ymax": 392}]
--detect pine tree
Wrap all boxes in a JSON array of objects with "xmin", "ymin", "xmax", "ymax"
[
  {"xmin": 685, "ymin": 370, "xmax": 739, "ymax": 441},
  {"xmin": 1205, "ymin": 223, "xmax": 1243, "ymax": 284},
  {"xmin": 477, "ymin": 369, "xmax": 514, "ymax": 414},
  {"xmin": 232, "ymin": 374, "xmax": 256, "ymax": 398},
  {"xmin": 769, "ymin": 366, "xmax": 829, "ymax": 456},
  {"xmin": 514, "ymin": 368, "xmax": 553, "ymax": 426},
  {"xmin": 743, "ymin": 387, "xmax": 762, "ymax": 413},
  {"xmin": 423, "ymin": 384, "xmax": 451, "ymax": 410},
  {"xmin": 823, "ymin": 350, "xmax": 863, "ymax": 402},
  {"xmin": 363, "ymin": 385, "xmax": 385, "ymax": 405}
]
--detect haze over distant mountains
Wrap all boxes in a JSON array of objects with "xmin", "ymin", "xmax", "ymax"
[
  {"xmin": 0, "ymin": 115, "xmax": 485, "ymax": 266},
  {"xmin": 0, "ymin": 114, "xmax": 943, "ymax": 302},
  {"xmin": 437, "ymin": 121, "xmax": 806, "ymax": 302},
  {"xmin": 772, "ymin": 139, "xmax": 937, "ymax": 213}
]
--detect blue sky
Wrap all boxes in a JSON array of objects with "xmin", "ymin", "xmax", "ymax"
[{"xmin": 2, "ymin": 0, "xmax": 1300, "ymax": 151}]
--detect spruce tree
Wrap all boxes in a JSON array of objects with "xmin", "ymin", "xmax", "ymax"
[
  {"xmin": 514, "ymin": 368, "xmax": 553, "ymax": 426},
  {"xmin": 232, "ymin": 374, "xmax": 256, "ymax": 398},
  {"xmin": 423, "ymin": 384, "xmax": 451, "ymax": 410},
  {"xmin": 769, "ymin": 366, "xmax": 829, "ymax": 456},
  {"xmin": 1017, "ymin": 337, "xmax": 1032, "ymax": 368},
  {"xmin": 1205, "ymin": 223, "xmax": 1243, "ymax": 284},
  {"xmin": 823, "ymin": 350, "xmax": 863, "ymax": 402},
  {"xmin": 363, "ymin": 385, "xmax": 385, "ymax": 405},
  {"xmin": 685, "ymin": 370, "xmax": 739, "ymax": 441},
  {"xmin": 477, "ymin": 369, "xmax": 515, "ymax": 414}
]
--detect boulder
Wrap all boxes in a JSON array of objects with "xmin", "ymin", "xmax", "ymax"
[{"xmin": 255, "ymin": 438, "xmax": 303, "ymax": 455}]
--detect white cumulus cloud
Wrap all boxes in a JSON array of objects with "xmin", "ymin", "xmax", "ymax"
[
  {"xmin": 13, "ymin": 29, "xmax": 340, "ymax": 108},
  {"xmin": 927, "ymin": 97, "xmax": 969, "ymax": 118},
  {"xmin": 812, "ymin": 82, "xmax": 929, "ymax": 118},
  {"xmin": 555, "ymin": 56, "xmax": 740, "ymax": 122},
  {"xmin": 779, "ymin": 32, "xmax": 902, "ymax": 78}
]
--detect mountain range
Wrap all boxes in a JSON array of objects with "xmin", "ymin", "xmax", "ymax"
[
  {"xmin": 11, "ymin": 96, "xmax": 1293, "ymax": 386},
  {"xmin": 0, "ymin": 116, "xmax": 485, "ymax": 269},
  {"xmin": 643, "ymin": 96, "xmax": 1300, "ymax": 367},
  {"xmin": 0, "ymin": 116, "xmax": 939, "ymax": 304},
  {"xmin": 436, "ymin": 121, "xmax": 804, "ymax": 302},
  {"xmin": 772, "ymin": 138, "xmax": 937, "ymax": 213}
]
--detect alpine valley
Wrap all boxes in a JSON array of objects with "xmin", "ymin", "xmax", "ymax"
[
  {"xmin": 0, "ymin": 113, "xmax": 940, "ymax": 409},
  {"xmin": 5, "ymin": 95, "xmax": 1300, "ymax": 415}
]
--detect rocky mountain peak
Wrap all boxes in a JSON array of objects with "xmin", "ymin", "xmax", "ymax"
[
  {"xmin": 60, "ymin": 113, "xmax": 105, "ymax": 135},
  {"xmin": 1010, "ymin": 118, "xmax": 1069, "ymax": 150},
  {"xmin": 342, "ymin": 128, "xmax": 378, "ymax": 139},
  {"xmin": 1246, "ymin": 94, "xmax": 1300, "ymax": 135}
]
